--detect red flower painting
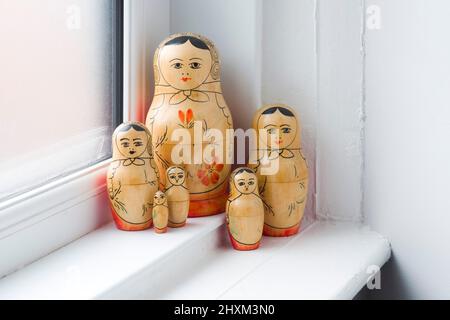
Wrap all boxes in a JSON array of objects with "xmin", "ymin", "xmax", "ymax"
[
  {"xmin": 178, "ymin": 108, "xmax": 194, "ymax": 129},
  {"xmin": 197, "ymin": 160, "xmax": 224, "ymax": 186}
]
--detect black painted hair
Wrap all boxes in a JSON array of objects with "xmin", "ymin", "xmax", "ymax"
[
  {"xmin": 119, "ymin": 124, "xmax": 146, "ymax": 132},
  {"xmin": 164, "ymin": 36, "xmax": 209, "ymax": 50},
  {"xmin": 235, "ymin": 168, "xmax": 255, "ymax": 175},
  {"xmin": 261, "ymin": 106, "xmax": 295, "ymax": 117}
]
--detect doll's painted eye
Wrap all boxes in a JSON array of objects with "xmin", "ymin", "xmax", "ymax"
[
  {"xmin": 281, "ymin": 127, "xmax": 292, "ymax": 134},
  {"xmin": 178, "ymin": 174, "xmax": 184, "ymax": 179},
  {"xmin": 172, "ymin": 62, "xmax": 183, "ymax": 69},
  {"xmin": 248, "ymin": 181, "xmax": 255, "ymax": 185},
  {"xmin": 121, "ymin": 142, "xmax": 130, "ymax": 147},
  {"xmin": 267, "ymin": 128, "xmax": 277, "ymax": 135},
  {"xmin": 189, "ymin": 62, "xmax": 201, "ymax": 69},
  {"xmin": 134, "ymin": 141, "xmax": 143, "ymax": 147},
  {"xmin": 238, "ymin": 182, "xmax": 245, "ymax": 186}
]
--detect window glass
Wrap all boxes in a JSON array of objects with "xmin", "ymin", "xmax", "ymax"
[{"xmin": 0, "ymin": 0, "xmax": 119, "ymax": 201}]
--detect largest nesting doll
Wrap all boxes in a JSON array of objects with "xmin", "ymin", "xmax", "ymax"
[
  {"xmin": 146, "ymin": 33, "xmax": 233, "ymax": 217},
  {"xmin": 249, "ymin": 104, "xmax": 308, "ymax": 237}
]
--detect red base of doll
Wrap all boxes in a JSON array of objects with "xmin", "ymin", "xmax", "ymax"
[
  {"xmin": 111, "ymin": 209, "xmax": 153, "ymax": 231},
  {"xmin": 263, "ymin": 222, "xmax": 301, "ymax": 237},
  {"xmin": 169, "ymin": 221, "xmax": 186, "ymax": 228},
  {"xmin": 188, "ymin": 192, "xmax": 228, "ymax": 217},
  {"xmin": 228, "ymin": 230, "xmax": 261, "ymax": 251},
  {"xmin": 168, "ymin": 220, "xmax": 187, "ymax": 228},
  {"xmin": 154, "ymin": 226, "xmax": 168, "ymax": 234}
]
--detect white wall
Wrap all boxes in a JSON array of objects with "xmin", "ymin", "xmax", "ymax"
[
  {"xmin": 167, "ymin": 0, "xmax": 366, "ymax": 224},
  {"xmin": 160, "ymin": 0, "xmax": 323, "ymax": 224},
  {"xmin": 364, "ymin": 0, "xmax": 450, "ymax": 299},
  {"xmin": 128, "ymin": 0, "xmax": 370, "ymax": 227},
  {"xmin": 261, "ymin": 0, "xmax": 317, "ymax": 225},
  {"xmin": 316, "ymin": 0, "xmax": 365, "ymax": 222},
  {"xmin": 170, "ymin": 0, "xmax": 262, "ymax": 130}
]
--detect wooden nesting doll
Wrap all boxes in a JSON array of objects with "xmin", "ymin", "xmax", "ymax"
[
  {"xmin": 146, "ymin": 32, "xmax": 234, "ymax": 217},
  {"xmin": 226, "ymin": 168, "xmax": 264, "ymax": 251},
  {"xmin": 152, "ymin": 191, "xmax": 169, "ymax": 234},
  {"xmin": 249, "ymin": 104, "xmax": 308, "ymax": 237},
  {"xmin": 165, "ymin": 166, "xmax": 189, "ymax": 228},
  {"xmin": 107, "ymin": 122, "xmax": 160, "ymax": 231}
]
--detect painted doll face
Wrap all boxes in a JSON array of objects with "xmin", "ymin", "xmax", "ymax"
[
  {"xmin": 154, "ymin": 191, "xmax": 166, "ymax": 205},
  {"xmin": 159, "ymin": 40, "xmax": 212, "ymax": 91},
  {"xmin": 116, "ymin": 128, "xmax": 148, "ymax": 158},
  {"xmin": 257, "ymin": 109, "xmax": 298, "ymax": 149},
  {"xmin": 234, "ymin": 170, "xmax": 257, "ymax": 195},
  {"xmin": 167, "ymin": 166, "xmax": 185, "ymax": 186}
]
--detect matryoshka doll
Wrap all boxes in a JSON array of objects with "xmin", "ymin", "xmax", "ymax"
[
  {"xmin": 165, "ymin": 166, "xmax": 189, "ymax": 228},
  {"xmin": 249, "ymin": 104, "xmax": 308, "ymax": 237},
  {"xmin": 226, "ymin": 167, "xmax": 264, "ymax": 251},
  {"xmin": 107, "ymin": 122, "xmax": 160, "ymax": 231},
  {"xmin": 152, "ymin": 191, "xmax": 169, "ymax": 234},
  {"xmin": 146, "ymin": 33, "xmax": 233, "ymax": 217}
]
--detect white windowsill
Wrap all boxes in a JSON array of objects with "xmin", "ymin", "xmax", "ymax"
[
  {"xmin": 0, "ymin": 215, "xmax": 390, "ymax": 300},
  {"xmin": 0, "ymin": 160, "xmax": 113, "ymax": 279}
]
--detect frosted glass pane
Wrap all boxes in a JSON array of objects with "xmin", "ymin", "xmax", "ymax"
[{"xmin": 0, "ymin": 0, "xmax": 116, "ymax": 201}]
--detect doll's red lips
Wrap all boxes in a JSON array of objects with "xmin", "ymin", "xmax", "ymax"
[{"xmin": 181, "ymin": 77, "xmax": 192, "ymax": 82}]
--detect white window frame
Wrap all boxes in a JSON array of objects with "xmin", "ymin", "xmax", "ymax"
[{"xmin": 0, "ymin": 0, "xmax": 127, "ymax": 278}]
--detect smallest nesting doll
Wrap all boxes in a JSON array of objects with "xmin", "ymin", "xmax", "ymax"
[
  {"xmin": 226, "ymin": 168, "xmax": 264, "ymax": 251},
  {"xmin": 165, "ymin": 166, "xmax": 190, "ymax": 228},
  {"xmin": 152, "ymin": 191, "xmax": 169, "ymax": 234}
]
